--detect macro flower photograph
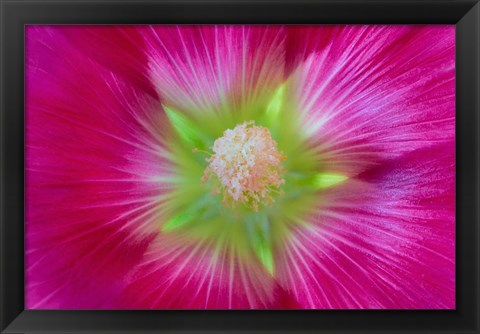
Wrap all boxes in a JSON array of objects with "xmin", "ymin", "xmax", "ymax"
[{"xmin": 26, "ymin": 25, "xmax": 455, "ymax": 309}]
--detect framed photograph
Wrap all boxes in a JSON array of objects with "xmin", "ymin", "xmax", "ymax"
[{"xmin": 1, "ymin": 0, "xmax": 479, "ymax": 333}]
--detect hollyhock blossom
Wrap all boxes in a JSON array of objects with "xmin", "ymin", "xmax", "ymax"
[{"xmin": 26, "ymin": 25, "xmax": 455, "ymax": 309}]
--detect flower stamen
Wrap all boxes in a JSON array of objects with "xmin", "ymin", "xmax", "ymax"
[{"xmin": 203, "ymin": 121, "xmax": 286, "ymax": 211}]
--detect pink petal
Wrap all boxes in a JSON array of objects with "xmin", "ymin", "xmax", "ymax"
[
  {"xmin": 26, "ymin": 27, "xmax": 167, "ymax": 308},
  {"xmin": 144, "ymin": 25, "xmax": 287, "ymax": 113},
  {"xmin": 119, "ymin": 235, "xmax": 299, "ymax": 309},
  {"xmin": 58, "ymin": 26, "xmax": 157, "ymax": 97},
  {"xmin": 289, "ymin": 26, "xmax": 454, "ymax": 176},
  {"xmin": 276, "ymin": 142, "xmax": 455, "ymax": 309}
]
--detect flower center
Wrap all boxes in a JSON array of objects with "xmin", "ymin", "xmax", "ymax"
[{"xmin": 202, "ymin": 121, "xmax": 286, "ymax": 211}]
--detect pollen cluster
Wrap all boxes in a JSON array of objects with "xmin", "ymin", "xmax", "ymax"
[{"xmin": 203, "ymin": 121, "xmax": 286, "ymax": 211}]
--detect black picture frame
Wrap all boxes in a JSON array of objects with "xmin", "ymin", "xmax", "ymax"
[{"xmin": 1, "ymin": 0, "xmax": 479, "ymax": 333}]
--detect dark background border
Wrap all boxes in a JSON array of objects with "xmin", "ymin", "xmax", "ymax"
[{"xmin": 1, "ymin": 0, "xmax": 479, "ymax": 333}]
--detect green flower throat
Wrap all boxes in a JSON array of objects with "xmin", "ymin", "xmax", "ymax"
[{"xmin": 158, "ymin": 84, "xmax": 347, "ymax": 276}]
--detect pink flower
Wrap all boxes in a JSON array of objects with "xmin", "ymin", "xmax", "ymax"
[{"xmin": 26, "ymin": 25, "xmax": 455, "ymax": 309}]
